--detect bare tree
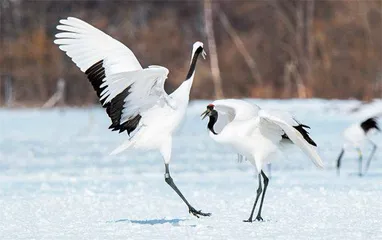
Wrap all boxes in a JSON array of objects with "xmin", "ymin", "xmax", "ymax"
[
  {"xmin": 270, "ymin": 0, "xmax": 316, "ymax": 98},
  {"xmin": 204, "ymin": 0, "xmax": 224, "ymax": 99},
  {"xmin": 42, "ymin": 78, "xmax": 66, "ymax": 108},
  {"xmin": 1, "ymin": 0, "xmax": 382, "ymax": 105},
  {"xmin": 305, "ymin": 0, "xmax": 315, "ymax": 89},
  {"xmin": 218, "ymin": 8, "xmax": 263, "ymax": 85}
]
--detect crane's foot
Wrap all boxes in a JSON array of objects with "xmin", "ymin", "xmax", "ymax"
[
  {"xmin": 188, "ymin": 207, "xmax": 211, "ymax": 218},
  {"xmin": 243, "ymin": 215, "xmax": 263, "ymax": 222}
]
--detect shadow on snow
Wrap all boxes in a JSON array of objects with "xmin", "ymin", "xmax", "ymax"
[{"xmin": 111, "ymin": 218, "xmax": 186, "ymax": 225}]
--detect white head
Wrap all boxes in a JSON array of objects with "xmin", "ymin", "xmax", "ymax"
[{"xmin": 192, "ymin": 41, "xmax": 207, "ymax": 59}]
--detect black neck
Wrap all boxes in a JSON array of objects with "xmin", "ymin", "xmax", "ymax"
[
  {"xmin": 208, "ymin": 110, "xmax": 218, "ymax": 135},
  {"xmin": 185, "ymin": 46, "xmax": 203, "ymax": 80}
]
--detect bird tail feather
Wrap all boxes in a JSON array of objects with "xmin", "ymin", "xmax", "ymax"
[
  {"xmin": 109, "ymin": 125, "xmax": 145, "ymax": 155},
  {"xmin": 110, "ymin": 140, "xmax": 134, "ymax": 155}
]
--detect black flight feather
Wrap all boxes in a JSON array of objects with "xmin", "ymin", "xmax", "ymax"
[{"xmin": 85, "ymin": 60, "xmax": 141, "ymax": 135}]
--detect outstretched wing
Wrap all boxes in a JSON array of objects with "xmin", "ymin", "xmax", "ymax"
[
  {"xmin": 211, "ymin": 99, "xmax": 260, "ymax": 133},
  {"xmin": 54, "ymin": 17, "xmax": 142, "ymax": 73},
  {"xmin": 54, "ymin": 17, "xmax": 170, "ymax": 134},
  {"xmin": 259, "ymin": 110, "xmax": 324, "ymax": 168},
  {"xmin": 213, "ymin": 99, "xmax": 260, "ymax": 121},
  {"xmin": 99, "ymin": 66, "xmax": 170, "ymax": 125},
  {"xmin": 265, "ymin": 109, "xmax": 317, "ymax": 146}
]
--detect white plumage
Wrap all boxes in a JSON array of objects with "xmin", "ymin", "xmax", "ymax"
[
  {"xmin": 55, "ymin": 17, "xmax": 141, "ymax": 73},
  {"xmin": 336, "ymin": 117, "xmax": 380, "ymax": 176},
  {"xmin": 201, "ymin": 99, "xmax": 323, "ymax": 222},
  {"xmin": 54, "ymin": 17, "xmax": 209, "ymax": 217}
]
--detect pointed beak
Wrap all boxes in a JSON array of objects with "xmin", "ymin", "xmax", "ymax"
[
  {"xmin": 201, "ymin": 109, "xmax": 210, "ymax": 120},
  {"xmin": 202, "ymin": 49, "xmax": 207, "ymax": 60}
]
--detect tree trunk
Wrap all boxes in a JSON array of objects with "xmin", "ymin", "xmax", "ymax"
[
  {"xmin": 218, "ymin": 9, "xmax": 263, "ymax": 85},
  {"xmin": 204, "ymin": 0, "xmax": 224, "ymax": 99},
  {"xmin": 305, "ymin": 0, "xmax": 315, "ymax": 93}
]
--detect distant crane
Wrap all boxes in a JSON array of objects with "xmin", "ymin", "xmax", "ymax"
[{"xmin": 336, "ymin": 118, "xmax": 380, "ymax": 176}]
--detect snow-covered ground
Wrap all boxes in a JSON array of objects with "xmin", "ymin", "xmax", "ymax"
[{"xmin": 0, "ymin": 99, "xmax": 381, "ymax": 240}]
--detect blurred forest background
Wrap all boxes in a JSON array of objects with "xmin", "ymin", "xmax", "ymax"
[{"xmin": 0, "ymin": 0, "xmax": 381, "ymax": 107}]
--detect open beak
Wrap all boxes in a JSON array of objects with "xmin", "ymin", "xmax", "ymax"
[
  {"xmin": 202, "ymin": 49, "xmax": 207, "ymax": 60},
  {"xmin": 201, "ymin": 109, "xmax": 210, "ymax": 120}
]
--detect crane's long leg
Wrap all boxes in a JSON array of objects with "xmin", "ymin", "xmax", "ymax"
[
  {"xmin": 356, "ymin": 148, "xmax": 363, "ymax": 177},
  {"xmin": 364, "ymin": 141, "xmax": 377, "ymax": 175},
  {"xmin": 255, "ymin": 170, "xmax": 269, "ymax": 221},
  {"xmin": 164, "ymin": 164, "xmax": 211, "ymax": 218},
  {"xmin": 336, "ymin": 148, "xmax": 345, "ymax": 176},
  {"xmin": 244, "ymin": 173, "xmax": 262, "ymax": 222}
]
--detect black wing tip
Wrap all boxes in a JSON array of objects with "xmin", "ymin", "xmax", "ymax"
[
  {"xmin": 108, "ymin": 114, "xmax": 142, "ymax": 135},
  {"xmin": 294, "ymin": 124, "xmax": 317, "ymax": 147},
  {"xmin": 85, "ymin": 61, "xmax": 141, "ymax": 135},
  {"xmin": 85, "ymin": 60, "xmax": 106, "ymax": 100},
  {"xmin": 85, "ymin": 60, "xmax": 103, "ymax": 75},
  {"xmin": 307, "ymin": 138, "xmax": 317, "ymax": 147}
]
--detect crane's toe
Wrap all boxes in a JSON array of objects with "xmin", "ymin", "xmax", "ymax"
[
  {"xmin": 188, "ymin": 207, "xmax": 211, "ymax": 218},
  {"xmin": 243, "ymin": 215, "xmax": 264, "ymax": 222}
]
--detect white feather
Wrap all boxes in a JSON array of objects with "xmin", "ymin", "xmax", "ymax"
[
  {"xmin": 258, "ymin": 110, "xmax": 324, "ymax": 168},
  {"xmin": 54, "ymin": 17, "xmax": 142, "ymax": 73},
  {"xmin": 343, "ymin": 123, "xmax": 367, "ymax": 148},
  {"xmin": 205, "ymin": 99, "xmax": 324, "ymax": 171},
  {"xmin": 55, "ymin": 17, "xmax": 209, "ymax": 217},
  {"xmin": 54, "ymin": 17, "xmax": 207, "ymax": 160}
]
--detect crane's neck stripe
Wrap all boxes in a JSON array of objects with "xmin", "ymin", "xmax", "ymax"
[
  {"xmin": 208, "ymin": 110, "xmax": 218, "ymax": 135},
  {"xmin": 185, "ymin": 46, "xmax": 203, "ymax": 80}
]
